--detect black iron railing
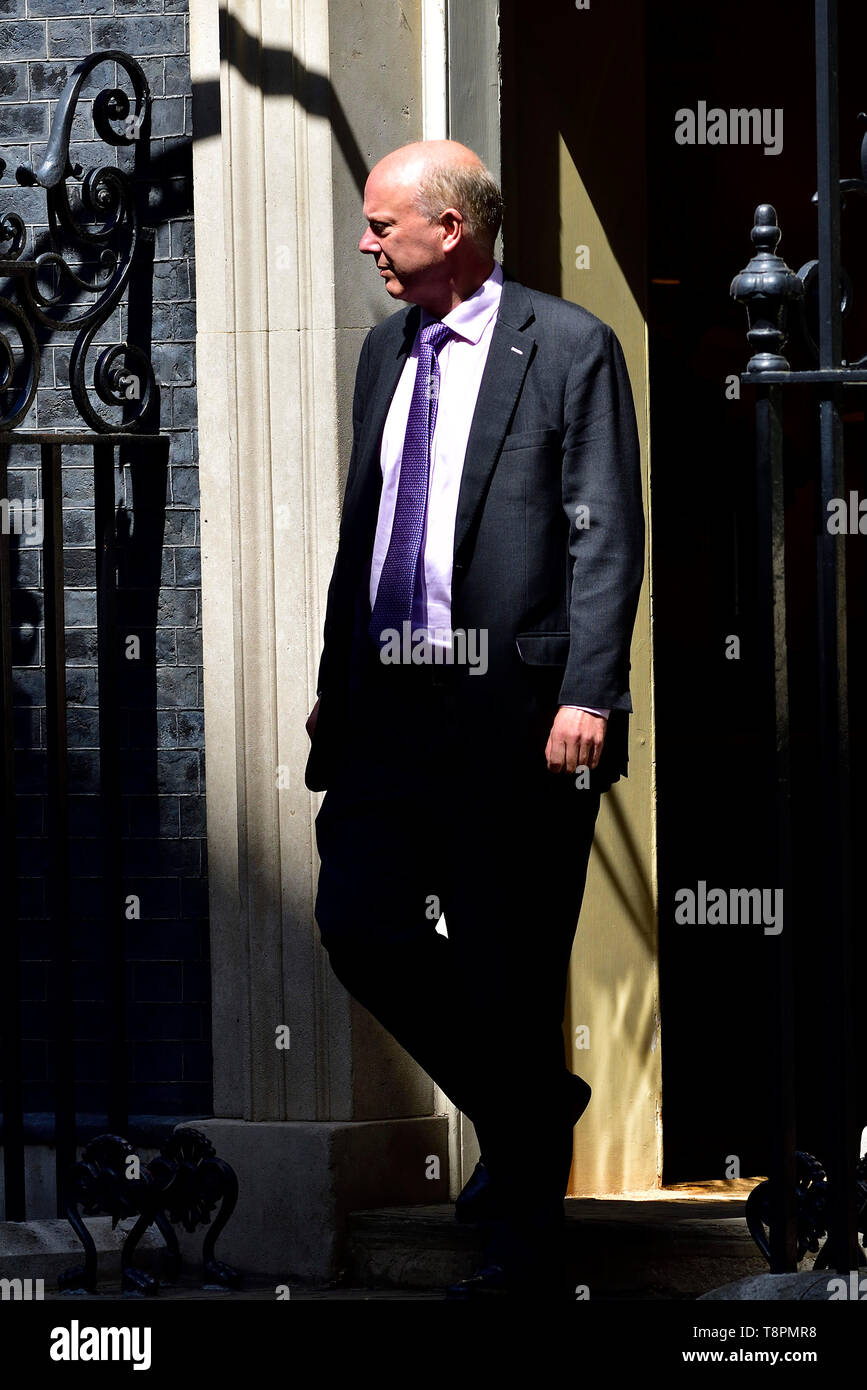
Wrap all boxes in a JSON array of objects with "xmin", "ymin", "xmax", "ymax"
[
  {"xmin": 0, "ymin": 51, "xmax": 166, "ymax": 1221},
  {"xmin": 730, "ymin": 0, "xmax": 864, "ymax": 1273}
]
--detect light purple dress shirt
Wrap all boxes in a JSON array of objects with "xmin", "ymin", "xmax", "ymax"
[{"xmin": 370, "ymin": 261, "xmax": 609, "ymax": 721}]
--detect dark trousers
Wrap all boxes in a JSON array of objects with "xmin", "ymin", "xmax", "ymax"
[{"xmin": 314, "ymin": 652, "xmax": 601, "ymax": 1237}]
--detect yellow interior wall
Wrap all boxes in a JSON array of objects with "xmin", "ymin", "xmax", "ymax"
[{"xmin": 558, "ymin": 135, "xmax": 661, "ymax": 1195}]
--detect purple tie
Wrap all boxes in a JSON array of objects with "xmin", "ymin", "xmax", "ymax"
[{"xmin": 369, "ymin": 320, "xmax": 452, "ymax": 642}]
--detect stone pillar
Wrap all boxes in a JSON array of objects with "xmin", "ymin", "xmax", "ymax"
[{"xmin": 189, "ymin": 0, "xmax": 447, "ymax": 1281}]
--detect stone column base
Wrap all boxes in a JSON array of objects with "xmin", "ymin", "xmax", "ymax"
[{"xmin": 185, "ymin": 1116, "xmax": 450, "ymax": 1282}]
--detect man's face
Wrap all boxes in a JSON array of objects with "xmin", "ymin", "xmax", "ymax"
[{"xmin": 359, "ymin": 165, "xmax": 446, "ymax": 304}]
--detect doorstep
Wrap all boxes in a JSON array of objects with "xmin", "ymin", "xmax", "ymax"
[{"xmin": 345, "ymin": 1184, "xmax": 768, "ymax": 1299}]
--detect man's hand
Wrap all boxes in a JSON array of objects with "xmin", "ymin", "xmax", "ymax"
[
  {"xmin": 545, "ymin": 707, "xmax": 606, "ymax": 773},
  {"xmin": 306, "ymin": 697, "xmax": 320, "ymax": 740}
]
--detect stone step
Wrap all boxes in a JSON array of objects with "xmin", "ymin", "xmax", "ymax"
[{"xmin": 346, "ymin": 1194, "xmax": 768, "ymax": 1298}]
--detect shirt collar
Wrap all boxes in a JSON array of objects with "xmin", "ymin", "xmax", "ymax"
[{"xmin": 420, "ymin": 260, "xmax": 504, "ymax": 345}]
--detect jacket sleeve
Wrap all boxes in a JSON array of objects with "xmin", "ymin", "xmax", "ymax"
[
  {"xmin": 315, "ymin": 327, "xmax": 373, "ymax": 698},
  {"xmin": 558, "ymin": 323, "xmax": 644, "ymax": 711}
]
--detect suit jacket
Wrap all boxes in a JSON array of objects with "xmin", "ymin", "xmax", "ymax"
[{"xmin": 305, "ymin": 272, "xmax": 645, "ymax": 793}]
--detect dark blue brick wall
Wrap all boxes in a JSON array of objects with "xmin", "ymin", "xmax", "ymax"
[{"xmin": 1, "ymin": 0, "xmax": 210, "ymax": 1124}]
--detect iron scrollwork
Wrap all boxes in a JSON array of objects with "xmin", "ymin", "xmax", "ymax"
[
  {"xmin": 0, "ymin": 49, "xmax": 157, "ymax": 432},
  {"xmin": 59, "ymin": 1129, "xmax": 241, "ymax": 1296},
  {"xmin": 746, "ymin": 1150, "xmax": 867, "ymax": 1269}
]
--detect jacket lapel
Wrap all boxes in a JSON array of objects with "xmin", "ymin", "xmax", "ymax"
[
  {"xmin": 345, "ymin": 305, "xmax": 419, "ymax": 561},
  {"xmin": 344, "ymin": 278, "xmax": 537, "ymax": 570},
  {"xmin": 358, "ymin": 305, "xmax": 420, "ymax": 465},
  {"xmin": 452, "ymin": 277, "xmax": 536, "ymax": 563}
]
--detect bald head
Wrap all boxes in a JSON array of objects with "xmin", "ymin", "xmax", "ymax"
[
  {"xmin": 371, "ymin": 141, "xmax": 502, "ymax": 253},
  {"xmin": 359, "ymin": 140, "xmax": 503, "ymax": 315},
  {"xmin": 373, "ymin": 139, "xmax": 485, "ymax": 184}
]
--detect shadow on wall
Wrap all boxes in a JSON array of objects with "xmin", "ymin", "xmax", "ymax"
[{"xmin": 191, "ymin": 9, "xmax": 369, "ymax": 196}]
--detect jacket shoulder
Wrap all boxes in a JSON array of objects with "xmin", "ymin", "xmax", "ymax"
[{"xmin": 527, "ymin": 287, "xmax": 614, "ymax": 341}]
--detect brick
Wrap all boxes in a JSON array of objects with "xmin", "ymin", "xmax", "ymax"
[
  {"xmin": 169, "ymin": 466, "xmax": 198, "ymax": 507},
  {"xmin": 150, "ymin": 301, "xmax": 173, "ymax": 339},
  {"xmin": 179, "ymin": 796, "xmax": 205, "ymax": 837},
  {"xmin": 124, "ymin": 837, "xmax": 199, "ymax": 876},
  {"xmin": 13, "ymin": 552, "xmax": 40, "ymax": 589},
  {"xmin": 13, "ymin": 705, "xmax": 40, "ymax": 748},
  {"xmin": 0, "ymin": 101, "xmax": 48, "ymax": 139},
  {"xmin": 153, "ymin": 259, "xmax": 189, "ymax": 301},
  {"xmin": 60, "ymin": 468, "xmax": 95, "ymax": 505},
  {"xmin": 37, "ymin": 389, "xmax": 83, "ymax": 427},
  {"xmin": 64, "ymin": 589, "xmax": 96, "ymax": 625},
  {"xmin": 131, "ymin": 1041, "xmax": 184, "ymax": 1083},
  {"xmin": 173, "ymin": 302, "xmax": 196, "ymax": 341},
  {"xmin": 154, "ymin": 666, "xmax": 198, "ymax": 710},
  {"xmin": 15, "ymin": 875, "xmax": 44, "ymax": 915},
  {"xmin": 169, "ymin": 218, "xmax": 195, "ymax": 261},
  {"xmin": 14, "ymin": 749, "xmax": 46, "ymax": 794},
  {"xmin": 67, "ymin": 876, "xmax": 105, "ymax": 917},
  {"xmin": 180, "ymin": 878, "xmax": 207, "ymax": 917},
  {"xmin": 150, "ymin": 748, "xmax": 199, "ymax": 792},
  {"xmin": 66, "ymin": 706, "xmax": 99, "ymax": 747},
  {"xmin": 92, "ymin": 17, "xmax": 185, "ymax": 57},
  {"xmin": 126, "ymin": 708, "xmax": 176, "ymax": 749},
  {"xmin": 62, "ymin": 508, "xmax": 95, "ymax": 546},
  {"xmin": 126, "ymin": 919, "xmax": 204, "ymax": 960},
  {"xmin": 152, "ymin": 622, "xmax": 176, "ymax": 661},
  {"xmin": 163, "ymin": 508, "xmax": 196, "ymax": 544},
  {"xmin": 135, "ymin": 961, "xmax": 183, "ymax": 1005},
  {"xmin": 154, "ymin": 342, "xmax": 194, "ymax": 385},
  {"xmin": 65, "ymin": 668, "xmax": 98, "ymax": 704},
  {"xmin": 170, "ymin": 386, "xmax": 197, "ymax": 430},
  {"xmin": 168, "ymin": 428, "xmax": 193, "ymax": 463},
  {"xmin": 46, "ymin": 21, "xmax": 91, "ymax": 59},
  {"xmin": 0, "ymin": 62, "xmax": 28, "ymax": 100},
  {"xmin": 65, "ymin": 798, "xmax": 101, "ymax": 834},
  {"xmin": 125, "ymin": 795, "xmax": 180, "ymax": 838},
  {"xmin": 15, "ymin": 795, "xmax": 44, "ymax": 835},
  {"xmin": 0, "ymin": 23, "xmax": 46, "ymax": 59},
  {"xmin": 66, "ymin": 837, "xmax": 105, "ymax": 876},
  {"xmin": 153, "ymin": 219, "xmax": 171, "ymax": 260},
  {"xmin": 11, "ymin": 627, "xmax": 41, "ymax": 667},
  {"xmin": 63, "ymin": 549, "xmax": 96, "ymax": 586},
  {"xmin": 151, "ymin": 95, "xmax": 184, "ymax": 137},
  {"xmin": 124, "ymin": 878, "xmax": 182, "ymax": 921},
  {"xmin": 174, "ymin": 546, "xmax": 200, "ymax": 587},
  {"xmin": 29, "ymin": 0, "xmax": 110, "ymax": 14},
  {"xmin": 128, "ymin": 1002, "xmax": 202, "ymax": 1041},
  {"xmin": 182, "ymin": 1041, "xmax": 211, "ymax": 1082},
  {"xmin": 26, "ymin": 59, "xmax": 69, "ymax": 98},
  {"xmin": 71, "ymin": 961, "xmax": 106, "ymax": 1006},
  {"xmin": 136, "ymin": 56, "xmax": 165, "ymax": 97},
  {"xmin": 176, "ymin": 709, "xmax": 203, "ymax": 744},
  {"xmin": 64, "ymin": 626, "xmax": 97, "ymax": 665},
  {"xmin": 16, "ymin": 836, "xmax": 50, "ymax": 876},
  {"xmin": 175, "ymin": 628, "xmax": 202, "ymax": 666},
  {"xmin": 164, "ymin": 53, "xmax": 189, "ymax": 97},
  {"xmin": 66, "ymin": 747, "xmax": 100, "ymax": 794}
]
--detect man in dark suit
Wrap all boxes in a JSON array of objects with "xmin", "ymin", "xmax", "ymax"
[{"xmin": 306, "ymin": 140, "xmax": 644, "ymax": 1298}]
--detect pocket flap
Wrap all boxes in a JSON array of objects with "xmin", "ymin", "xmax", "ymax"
[{"xmin": 515, "ymin": 631, "xmax": 571, "ymax": 666}]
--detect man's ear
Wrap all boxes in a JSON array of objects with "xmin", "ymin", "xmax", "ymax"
[{"xmin": 440, "ymin": 208, "xmax": 463, "ymax": 253}]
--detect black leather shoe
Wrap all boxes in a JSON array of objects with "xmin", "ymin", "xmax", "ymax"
[{"xmin": 455, "ymin": 1077, "xmax": 592, "ymax": 1224}]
